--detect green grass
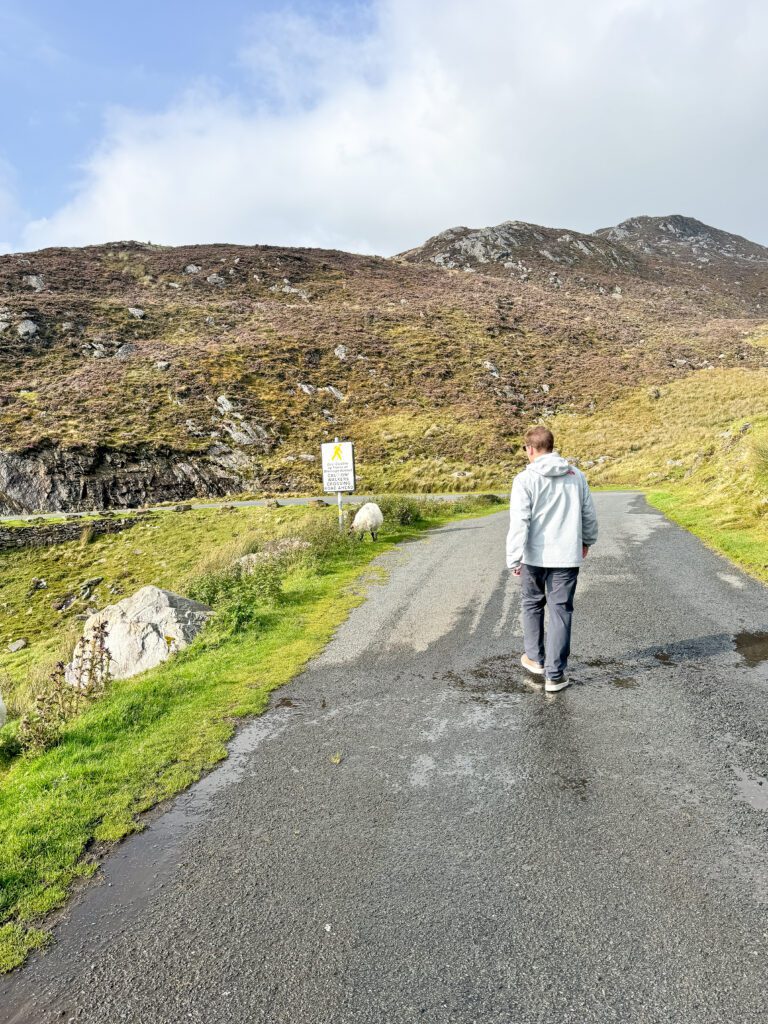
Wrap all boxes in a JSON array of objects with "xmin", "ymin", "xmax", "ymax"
[
  {"xmin": 552, "ymin": 366, "xmax": 768, "ymax": 583},
  {"xmin": 648, "ymin": 487, "xmax": 768, "ymax": 584},
  {"xmin": 0, "ymin": 496, "xmax": 501, "ymax": 972}
]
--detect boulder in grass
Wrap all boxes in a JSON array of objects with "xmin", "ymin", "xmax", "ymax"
[{"xmin": 65, "ymin": 586, "xmax": 212, "ymax": 684}]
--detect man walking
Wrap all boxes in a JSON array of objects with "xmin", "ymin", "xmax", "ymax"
[{"xmin": 506, "ymin": 426, "xmax": 598, "ymax": 692}]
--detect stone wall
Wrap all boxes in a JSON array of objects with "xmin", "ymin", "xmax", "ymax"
[{"xmin": 0, "ymin": 515, "xmax": 140, "ymax": 552}]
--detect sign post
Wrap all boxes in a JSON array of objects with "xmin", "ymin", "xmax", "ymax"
[{"xmin": 321, "ymin": 438, "xmax": 356, "ymax": 531}]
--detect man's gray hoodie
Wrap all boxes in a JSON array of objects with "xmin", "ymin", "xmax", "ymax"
[{"xmin": 506, "ymin": 452, "xmax": 598, "ymax": 569}]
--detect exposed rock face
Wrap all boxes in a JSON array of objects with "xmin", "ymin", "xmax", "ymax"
[
  {"xmin": 0, "ymin": 444, "xmax": 257, "ymax": 515},
  {"xmin": 399, "ymin": 220, "xmax": 643, "ymax": 284},
  {"xmin": 595, "ymin": 215, "xmax": 768, "ymax": 267},
  {"xmin": 401, "ymin": 215, "xmax": 768, "ymax": 308},
  {"xmin": 66, "ymin": 586, "xmax": 212, "ymax": 683}
]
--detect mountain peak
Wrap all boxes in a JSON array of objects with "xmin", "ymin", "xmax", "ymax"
[{"xmin": 594, "ymin": 215, "xmax": 768, "ymax": 265}]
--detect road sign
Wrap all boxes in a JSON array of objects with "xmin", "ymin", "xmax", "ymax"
[{"xmin": 321, "ymin": 440, "xmax": 356, "ymax": 494}]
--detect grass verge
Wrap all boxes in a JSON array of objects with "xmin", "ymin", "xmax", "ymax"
[
  {"xmin": 648, "ymin": 488, "xmax": 768, "ymax": 585},
  {"xmin": 553, "ymin": 366, "xmax": 768, "ymax": 583},
  {"xmin": 0, "ymin": 495, "xmax": 502, "ymax": 972}
]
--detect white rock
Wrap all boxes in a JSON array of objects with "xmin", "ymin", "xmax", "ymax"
[
  {"xmin": 298, "ymin": 383, "xmax": 316, "ymax": 395},
  {"xmin": 65, "ymin": 586, "xmax": 212, "ymax": 684},
  {"xmin": 216, "ymin": 395, "xmax": 235, "ymax": 414},
  {"xmin": 184, "ymin": 264, "xmax": 201, "ymax": 274},
  {"xmin": 128, "ymin": 307, "xmax": 145, "ymax": 319},
  {"xmin": 483, "ymin": 360, "xmax": 500, "ymax": 378},
  {"xmin": 23, "ymin": 274, "xmax": 45, "ymax": 292},
  {"xmin": 320, "ymin": 385, "xmax": 344, "ymax": 401},
  {"xmin": 7, "ymin": 638, "xmax": 28, "ymax": 653},
  {"xmin": 17, "ymin": 320, "xmax": 38, "ymax": 339},
  {"xmin": 0, "ymin": 691, "xmax": 5, "ymax": 729},
  {"xmin": 0, "ymin": 321, "xmax": 9, "ymax": 333},
  {"xmin": 220, "ymin": 419, "xmax": 269, "ymax": 446},
  {"xmin": 334, "ymin": 345, "xmax": 348, "ymax": 361},
  {"xmin": 207, "ymin": 273, "xmax": 225, "ymax": 285}
]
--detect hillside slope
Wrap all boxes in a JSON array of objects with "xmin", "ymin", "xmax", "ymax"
[{"xmin": 1, "ymin": 218, "xmax": 767, "ymax": 512}]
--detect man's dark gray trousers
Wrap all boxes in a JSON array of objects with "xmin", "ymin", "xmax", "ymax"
[{"xmin": 520, "ymin": 564, "xmax": 580, "ymax": 680}]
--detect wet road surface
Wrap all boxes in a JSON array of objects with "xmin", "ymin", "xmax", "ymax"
[{"xmin": 2, "ymin": 492, "xmax": 768, "ymax": 1023}]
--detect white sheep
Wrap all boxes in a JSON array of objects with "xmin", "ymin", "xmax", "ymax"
[{"xmin": 351, "ymin": 502, "xmax": 384, "ymax": 541}]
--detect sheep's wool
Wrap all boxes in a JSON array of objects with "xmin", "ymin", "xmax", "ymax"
[{"xmin": 352, "ymin": 502, "xmax": 384, "ymax": 534}]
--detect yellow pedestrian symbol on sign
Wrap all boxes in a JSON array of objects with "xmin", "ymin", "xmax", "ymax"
[{"xmin": 332, "ymin": 444, "xmax": 343, "ymax": 461}]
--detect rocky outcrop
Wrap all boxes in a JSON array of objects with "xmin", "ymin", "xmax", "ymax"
[
  {"xmin": 399, "ymin": 220, "xmax": 643, "ymax": 284},
  {"xmin": 0, "ymin": 443, "xmax": 259, "ymax": 515},
  {"xmin": 66, "ymin": 586, "xmax": 213, "ymax": 684}
]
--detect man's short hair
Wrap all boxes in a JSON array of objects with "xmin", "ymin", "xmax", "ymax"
[{"xmin": 524, "ymin": 426, "xmax": 554, "ymax": 452}]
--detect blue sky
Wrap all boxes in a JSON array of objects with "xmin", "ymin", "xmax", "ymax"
[
  {"xmin": 0, "ymin": 0, "xmax": 368, "ymax": 219},
  {"xmin": 2, "ymin": 0, "xmax": 768, "ymax": 254}
]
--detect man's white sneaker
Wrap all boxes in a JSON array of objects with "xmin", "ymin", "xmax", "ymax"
[
  {"xmin": 520, "ymin": 654, "xmax": 544, "ymax": 676},
  {"xmin": 545, "ymin": 676, "xmax": 570, "ymax": 692}
]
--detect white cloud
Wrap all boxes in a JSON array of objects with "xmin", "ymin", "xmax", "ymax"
[{"xmin": 20, "ymin": 0, "xmax": 768, "ymax": 254}]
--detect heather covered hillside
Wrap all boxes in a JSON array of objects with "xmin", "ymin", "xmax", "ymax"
[{"xmin": 0, "ymin": 217, "xmax": 767, "ymax": 511}]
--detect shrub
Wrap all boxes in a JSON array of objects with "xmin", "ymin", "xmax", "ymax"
[
  {"xmin": 292, "ymin": 514, "xmax": 358, "ymax": 563},
  {"xmin": 190, "ymin": 559, "xmax": 286, "ymax": 637},
  {"xmin": 18, "ymin": 623, "xmax": 111, "ymax": 754},
  {"xmin": 374, "ymin": 495, "xmax": 425, "ymax": 526}
]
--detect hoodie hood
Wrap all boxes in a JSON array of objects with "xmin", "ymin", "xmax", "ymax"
[{"xmin": 529, "ymin": 452, "xmax": 572, "ymax": 477}]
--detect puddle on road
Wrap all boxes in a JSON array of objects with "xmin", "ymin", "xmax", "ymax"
[
  {"xmin": 733, "ymin": 766, "xmax": 768, "ymax": 812},
  {"xmin": 447, "ymin": 655, "xmax": 647, "ymax": 699},
  {"xmin": 733, "ymin": 630, "xmax": 768, "ymax": 668},
  {"xmin": 585, "ymin": 657, "xmax": 613, "ymax": 669},
  {"xmin": 611, "ymin": 676, "xmax": 638, "ymax": 689},
  {"xmin": 444, "ymin": 658, "xmax": 538, "ymax": 703}
]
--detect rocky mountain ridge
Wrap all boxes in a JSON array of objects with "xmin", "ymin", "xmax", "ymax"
[
  {"xmin": 400, "ymin": 215, "xmax": 768, "ymax": 311},
  {"xmin": 1, "ymin": 215, "xmax": 766, "ymax": 512}
]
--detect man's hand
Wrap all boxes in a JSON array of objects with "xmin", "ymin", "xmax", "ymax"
[
  {"xmin": 511, "ymin": 565, "xmax": 522, "ymax": 577},
  {"xmin": 582, "ymin": 544, "xmax": 589, "ymax": 559}
]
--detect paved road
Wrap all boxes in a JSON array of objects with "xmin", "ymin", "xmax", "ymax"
[{"xmin": 3, "ymin": 493, "xmax": 768, "ymax": 1023}]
